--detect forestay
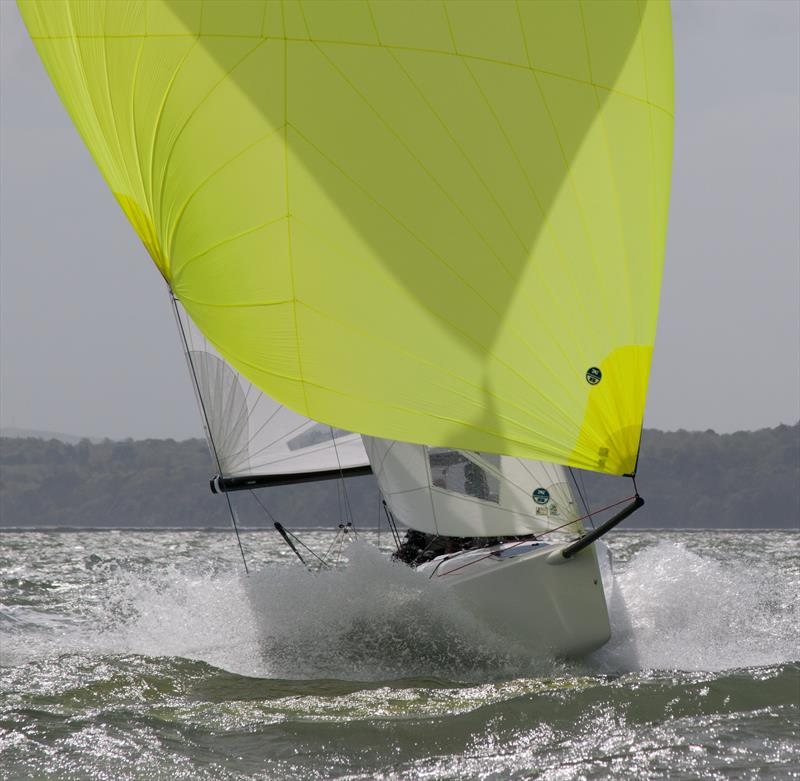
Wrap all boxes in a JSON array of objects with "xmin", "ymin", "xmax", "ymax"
[
  {"xmin": 363, "ymin": 436, "xmax": 582, "ymax": 538},
  {"xmin": 173, "ymin": 299, "xmax": 368, "ymax": 480},
  {"xmin": 19, "ymin": 0, "xmax": 674, "ymax": 477}
]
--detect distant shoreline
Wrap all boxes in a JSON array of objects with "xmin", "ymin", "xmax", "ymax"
[
  {"xmin": 2, "ymin": 423, "xmax": 798, "ymax": 530},
  {"xmin": 1, "ymin": 526, "xmax": 797, "ymax": 534}
]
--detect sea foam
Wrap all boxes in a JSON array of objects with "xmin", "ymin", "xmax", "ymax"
[{"xmin": 2, "ymin": 534, "xmax": 796, "ymax": 679}]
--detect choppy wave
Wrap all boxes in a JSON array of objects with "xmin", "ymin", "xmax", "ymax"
[
  {"xmin": 594, "ymin": 539, "xmax": 799, "ymax": 673},
  {"xmin": 2, "ymin": 532, "xmax": 798, "ymax": 679},
  {"xmin": 2, "ymin": 651, "xmax": 797, "ymax": 780},
  {"xmin": 1, "ymin": 530, "xmax": 798, "ymax": 780}
]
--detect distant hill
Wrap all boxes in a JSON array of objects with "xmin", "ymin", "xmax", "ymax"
[
  {"xmin": 0, "ymin": 428, "xmax": 103, "ymax": 445},
  {"xmin": 578, "ymin": 424, "xmax": 799, "ymax": 530},
  {"xmin": 0, "ymin": 424, "xmax": 797, "ymax": 530},
  {"xmin": 0, "ymin": 436, "xmax": 378, "ymax": 530}
]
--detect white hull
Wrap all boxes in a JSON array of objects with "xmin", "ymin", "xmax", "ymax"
[{"xmin": 417, "ymin": 540, "xmax": 612, "ymax": 658}]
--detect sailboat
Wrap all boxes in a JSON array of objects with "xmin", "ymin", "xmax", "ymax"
[{"xmin": 19, "ymin": 0, "xmax": 673, "ymax": 658}]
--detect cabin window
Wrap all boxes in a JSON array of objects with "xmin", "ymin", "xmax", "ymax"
[{"xmin": 427, "ymin": 448, "xmax": 500, "ymax": 503}]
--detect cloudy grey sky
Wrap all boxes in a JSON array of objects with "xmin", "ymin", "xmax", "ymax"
[{"xmin": 1, "ymin": 1, "xmax": 798, "ymax": 441}]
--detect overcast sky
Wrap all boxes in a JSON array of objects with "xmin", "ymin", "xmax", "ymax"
[{"xmin": 1, "ymin": 1, "xmax": 798, "ymax": 441}]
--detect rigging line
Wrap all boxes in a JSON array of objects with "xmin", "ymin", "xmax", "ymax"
[
  {"xmin": 437, "ymin": 495, "xmax": 635, "ymax": 579},
  {"xmin": 628, "ymin": 425, "xmax": 644, "ymax": 480},
  {"xmin": 322, "ymin": 522, "xmax": 354, "ymax": 568},
  {"xmin": 391, "ymin": 515, "xmax": 402, "ymax": 550},
  {"xmin": 170, "ymin": 290, "xmax": 248, "ymax": 573},
  {"xmin": 464, "ymin": 450, "xmax": 557, "ymax": 503},
  {"xmin": 332, "ymin": 527, "xmax": 346, "ymax": 568},
  {"xmin": 285, "ymin": 527, "xmax": 330, "ymax": 569},
  {"xmin": 337, "ymin": 525, "xmax": 351, "ymax": 566},
  {"xmin": 326, "ymin": 528, "xmax": 343, "ymax": 568},
  {"xmin": 250, "ymin": 416, "xmax": 317, "ymax": 457},
  {"xmin": 329, "ymin": 426, "xmax": 356, "ymax": 532},
  {"xmin": 382, "ymin": 500, "xmax": 401, "ymax": 550},
  {"xmin": 223, "ymin": 493, "xmax": 249, "ymax": 575},
  {"xmin": 421, "ymin": 445, "xmax": 441, "ymax": 537},
  {"xmin": 376, "ymin": 489, "xmax": 381, "ymax": 549},
  {"xmin": 568, "ymin": 466, "xmax": 594, "ymax": 531},
  {"xmin": 247, "ymin": 489, "xmax": 329, "ymax": 568},
  {"xmin": 285, "ymin": 527, "xmax": 330, "ymax": 570},
  {"xmin": 542, "ymin": 495, "xmax": 635, "ymax": 537},
  {"xmin": 391, "ymin": 511, "xmax": 402, "ymax": 549},
  {"xmin": 577, "ymin": 468, "xmax": 594, "ymax": 530},
  {"xmin": 434, "ymin": 534, "xmax": 541, "ymax": 579},
  {"xmin": 322, "ymin": 527, "xmax": 342, "ymax": 564}
]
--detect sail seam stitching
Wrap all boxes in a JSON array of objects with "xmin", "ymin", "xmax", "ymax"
[
  {"xmin": 98, "ymin": 2, "xmax": 132, "ymax": 218},
  {"xmin": 293, "ymin": 287, "xmax": 578, "ymax": 445},
  {"xmin": 457, "ymin": 54, "xmax": 589, "ymax": 400},
  {"xmin": 289, "ymin": 117, "xmax": 587, "ymax": 436},
  {"xmin": 177, "ymin": 323, "xmax": 599, "ymax": 469},
  {"xmin": 305, "ymin": 43, "xmax": 517, "ymax": 316},
  {"xmin": 173, "ymin": 215, "xmax": 289, "ymax": 279},
  {"xmin": 381, "ymin": 47, "xmax": 584, "ymax": 409},
  {"xmin": 146, "ymin": 40, "xmax": 200, "ymax": 251},
  {"xmin": 29, "ymin": 33, "xmax": 672, "ymax": 117},
  {"xmin": 167, "ymin": 123, "xmax": 287, "ymax": 263},
  {"xmin": 293, "ymin": 306, "xmax": 578, "ymax": 454},
  {"xmin": 176, "ymin": 296, "xmax": 293, "ymax": 309},
  {"xmin": 282, "ymin": 6, "xmax": 310, "ymax": 416},
  {"xmin": 128, "ymin": 29, "xmax": 148, "ymax": 223},
  {"xmin": 580, "ymin": 1, "xmax": 637, "ymax": 345},
  {"xmin": 157, "ymin": 39, "xmax": 268, "ymax": 259}
]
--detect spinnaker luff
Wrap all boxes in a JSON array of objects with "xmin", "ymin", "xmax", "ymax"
[{"xmin": 18, "ymin": 0, "xmax": 673, "ymax": 475}]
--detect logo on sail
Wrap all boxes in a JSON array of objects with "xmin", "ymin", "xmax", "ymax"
[
  {"xmin": 586, "ymin": 367, "xmax": 602, "ymax": 385},
  {"xmin": 532, "ymin": 487, "xmax": 550, "ymax": 505}
]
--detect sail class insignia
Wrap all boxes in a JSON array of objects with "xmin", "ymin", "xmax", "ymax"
[
  {"xmin": 586, "ymin": 367, "xmax": 603, "ymax": 386},
  {"xmin": 532, "ymin": 487, "xmax": 551, "ymax": 505}
]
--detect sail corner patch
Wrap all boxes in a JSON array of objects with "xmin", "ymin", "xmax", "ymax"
[
  {"xmin": 114, "ymin": 193, "xmax": 168, "ymax": 280},
  {"xmin": 570, "ymin": 345, "xmax": 654, "ymax": 475}
]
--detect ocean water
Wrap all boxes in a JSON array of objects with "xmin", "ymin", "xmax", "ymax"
[{"xmin": 0, "ymin": 529, "xmax": 797, "ymax": 780}]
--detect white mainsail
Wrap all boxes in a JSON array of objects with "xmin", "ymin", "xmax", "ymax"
[{"xmin": 173, "ymin": 299, "xmax": 369, "ymax": 482}]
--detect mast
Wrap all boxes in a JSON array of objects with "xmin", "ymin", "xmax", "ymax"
[{"xmin": 169, "ymin": 291, "xmax": 249, "ymax": 574}]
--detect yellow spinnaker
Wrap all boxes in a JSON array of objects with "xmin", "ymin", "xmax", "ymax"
[{"xmin": 19, "ymin": 0, "xmax": 673, "ymax": 475}]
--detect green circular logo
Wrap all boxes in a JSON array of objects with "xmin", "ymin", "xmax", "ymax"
[
  {"xmin": 532, "ymin": 487, "xmax": 550, "ymax": 505},
  {"xmin": 586, "ymin": 367, "xmax": 602, "ymax": 385}
]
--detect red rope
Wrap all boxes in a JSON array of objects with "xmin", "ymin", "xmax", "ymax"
[
  {"xmin": 543, "ymin": 494, "xmax": 637, "ymax": 535},
  {"xmin": 435, "ymin": 494, "xmax": 636, "ymax": 578},
  {"xmin": 436, "ymin": 540, "xmax": 527, "ymax": 578}
]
